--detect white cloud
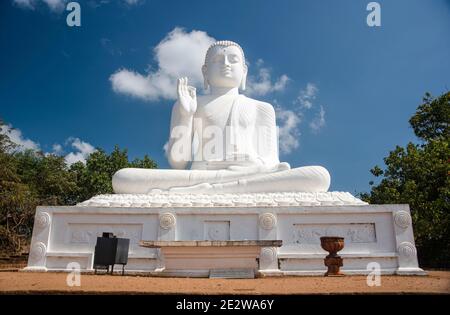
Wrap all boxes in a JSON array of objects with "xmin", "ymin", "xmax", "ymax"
[
  {"xmin": 110, "ymin": 68, "xmax": 174, "ymax": 101},
  {"xmin": 0, "ymin": 124, "xmax": 40, "ymax": 152},
  {"xmin": 0, "ymin": 122, "xmax": 96, "ymax": 165},
  {"xmin": 110, "ymin": 28, "xmax": 215, "ymax": 101},
  {"xmin": 64, "ymin": 137, "xmax": 96, "ymax": 165},
  {"xmin": 297, "ymin": 83, "xmax": 318, "ymax": 109},
  {"xmin": 309, "ymin": 105, "xmax": 326, "ymax": 133},
  {"xmin": 274, "ymin": 75, "xmax": 289, "ymax": 91},
  {"xmin": 13, "ymin": 0, "xmax": 36, "ymax": 10},
  {"xmin": 42, "ymin": 0, "xmax": 66, "ymax": 11},
  {"xmin": 274, "ymin": 102, "xmax": 302, "ymax": 155},
  {"xmin": 86, "ymin": 0, "xmax": 110, "ymax": 9},
  {"xmin": 64, "ymin": 152, "xmax": 86, "ymax": 165},
  {"xmin": 293, "ymin": 82, "xmax": 326, "ymax": 133},
  {"xmin": 52, "ymin": 143, "xmax": 63, "ymax": 154},
  {"xmin": 162, "ymin": 141, "xmax": 169, "ymax": 158},
  {"xmin": 13, "ymin": 0, "xmax": 67, "ymax": 12},
  {"xmin": 14, "ymin": 0, "xmax": 137, "ymax": 11},
  {"xmin": 245, "ymin": 59, "xmax": 289, "ymax": 97},
  {"xmin": 272, "ymin": 82, "xmax": 326, "ymax": 153}
]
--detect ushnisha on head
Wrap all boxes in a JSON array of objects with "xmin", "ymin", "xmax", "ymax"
[{"xmin": 202, "ymin": 40, "xmax": 248, "ymax": 91}]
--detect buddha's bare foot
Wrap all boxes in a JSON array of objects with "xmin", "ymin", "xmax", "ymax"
[{"xmin": 277, "ymin": 162, "xmax": 291, "ymax": 171}]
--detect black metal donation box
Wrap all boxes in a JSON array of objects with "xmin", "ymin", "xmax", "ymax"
[{"xmin": 93, "ymin": 232, "xmax": 129, "ymax": 275}]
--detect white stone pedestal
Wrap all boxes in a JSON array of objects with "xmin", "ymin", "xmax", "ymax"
[
  {"xmin": 24, "ymin": 193, "xmax": 426, "ymax": 276},
  {"xmin": 139, "ymin": 240, "xmax": 282, "ymax": 277}
]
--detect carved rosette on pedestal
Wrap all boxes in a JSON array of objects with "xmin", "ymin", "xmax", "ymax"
[
  {"xmin": 259, "ymin": 213, "xmax": 277, "ymax": 230},
  {"xmin": 394, "ymin": 210, "xmax": 412, "ymax": 229},
  {"xmin": 35, "ymin": 212, "xmax": 51, "ymax": 230},
  {"xmin": 158, "ymin": 212, "xmax": 177, "ymax": 241},
  {"xmin": 397, "ymin": 242, "xmax": 417, "ymax": 260},
  {"xmin": 260, "ymin": 247, "xmax": 278, "ymax": 267},
  {"xmin": 159, "ymin": 213, "xmax": 176, "ymax": 230},
  {"xmin": 29, "ymin": 242, "xmax": 47, "ymax": 264}
]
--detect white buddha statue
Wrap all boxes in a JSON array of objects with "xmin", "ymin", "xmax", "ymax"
[{"xmin": 112, "ymin": 40, "xmax": 330, "ymax": 194}]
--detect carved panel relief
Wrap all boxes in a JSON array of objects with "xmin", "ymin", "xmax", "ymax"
[
  {"xmin": 68, "ymin": 223, "xmax": 142, "ymax": 246},
  {"xmin": 203, "ymin": 221, "xmax": 230, "ymax": 241},
  {"xmin": 293, "ymin": 223, "xmax": 376, "ymax": 245}
]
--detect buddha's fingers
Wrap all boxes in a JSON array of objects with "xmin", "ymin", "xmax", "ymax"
[
  {"xmin": 188, "ymin": 86, "xmax": 196, "ymax": 99},
  {"xmin": 179, "ymin": 77, "xmax": 184, "ymax": 96},
  {"xmin": 182, "ymin": 77, "xmax": 188, "ymax": 96},
  {"xmin": 177, "ymin": 78, "xmax": 182, "ymax": 97}
]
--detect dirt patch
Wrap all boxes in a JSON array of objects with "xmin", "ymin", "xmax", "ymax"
[{"xmin": 0, "ymin": 271, "xmax": 449, "ymax": 294}]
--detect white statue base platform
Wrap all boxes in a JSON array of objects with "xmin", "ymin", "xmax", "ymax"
[{"xmin": 24, "ymin": 192, "xmax": 425, "ymax": 276}]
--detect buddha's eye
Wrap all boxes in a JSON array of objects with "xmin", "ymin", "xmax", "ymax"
[
  {"xmin": 212, "ymin": 54, "xmax": 224, "ymax": 63},
  {"xmin": 228, "ymin": 54, "xmax": 240, "ymax": 63}
]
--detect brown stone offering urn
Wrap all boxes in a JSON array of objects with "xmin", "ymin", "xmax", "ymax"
[{"xmin": 320, "ymin": 236, "xmax": 345, "ymax": 276}]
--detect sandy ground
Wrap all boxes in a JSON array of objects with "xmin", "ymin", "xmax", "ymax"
[{"xmin": 0, "ymin": 271, "xmax": 449, "ymax": 294}]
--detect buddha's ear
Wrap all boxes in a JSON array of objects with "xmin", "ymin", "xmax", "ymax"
[
  {"xmin": 201, "ymin": 65, "xmax": 209, "ymax": 90},
  {"xmin": 240, "ymin": 64, "xmax": 248, "ymax": 91}
]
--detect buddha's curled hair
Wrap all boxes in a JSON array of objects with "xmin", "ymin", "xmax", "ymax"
[{"xmin": 204, "ymin": 40, "xmax": 246, "ymax": 66}]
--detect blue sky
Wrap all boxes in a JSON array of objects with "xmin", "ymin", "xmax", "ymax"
[{"xmin": 1, "ymin": 0, "xmax": 449, "ymax": 194}]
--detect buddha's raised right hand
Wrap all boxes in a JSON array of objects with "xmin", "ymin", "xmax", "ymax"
[{"xmin": 177, "ymin": 77, "xmax": 197, "ymax": 116}]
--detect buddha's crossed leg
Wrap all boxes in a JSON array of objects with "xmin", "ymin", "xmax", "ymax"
[{"xmin": 112, "ymin": 165, "xmax": 330, "ymax": 194}]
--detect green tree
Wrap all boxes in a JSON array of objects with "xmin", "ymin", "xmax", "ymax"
[
  {"xmin": 71, "ymin": 145, "xmax": 158, "ymax": 202},
  {"xmin": 0, "ymin": 124, "xmax": 37, "ymax": 253},
  {"xmin": 14, "ymin": 150, "xmax": 78, "ymax": 205},
  {"xmin": 409, "ymin": 92, "xmax": 450, "ymax": 141},
  {"xmin": 361, "ymin": 92, "xmax": 450, "ymax": 267}
]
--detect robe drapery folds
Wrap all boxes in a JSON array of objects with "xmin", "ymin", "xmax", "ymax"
[{"xmin": 188, "ymin": 95, "xmax": 281, "ymax": 171}]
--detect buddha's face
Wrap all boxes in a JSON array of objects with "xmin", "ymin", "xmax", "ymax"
[{"xmin": 202, "ymin": 45, "xmax": 247, "ymax": 90}]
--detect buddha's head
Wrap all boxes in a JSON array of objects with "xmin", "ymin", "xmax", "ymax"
[{"xmin": 202, "ymin": 41, "xmax": 248, "ymax": 91}]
